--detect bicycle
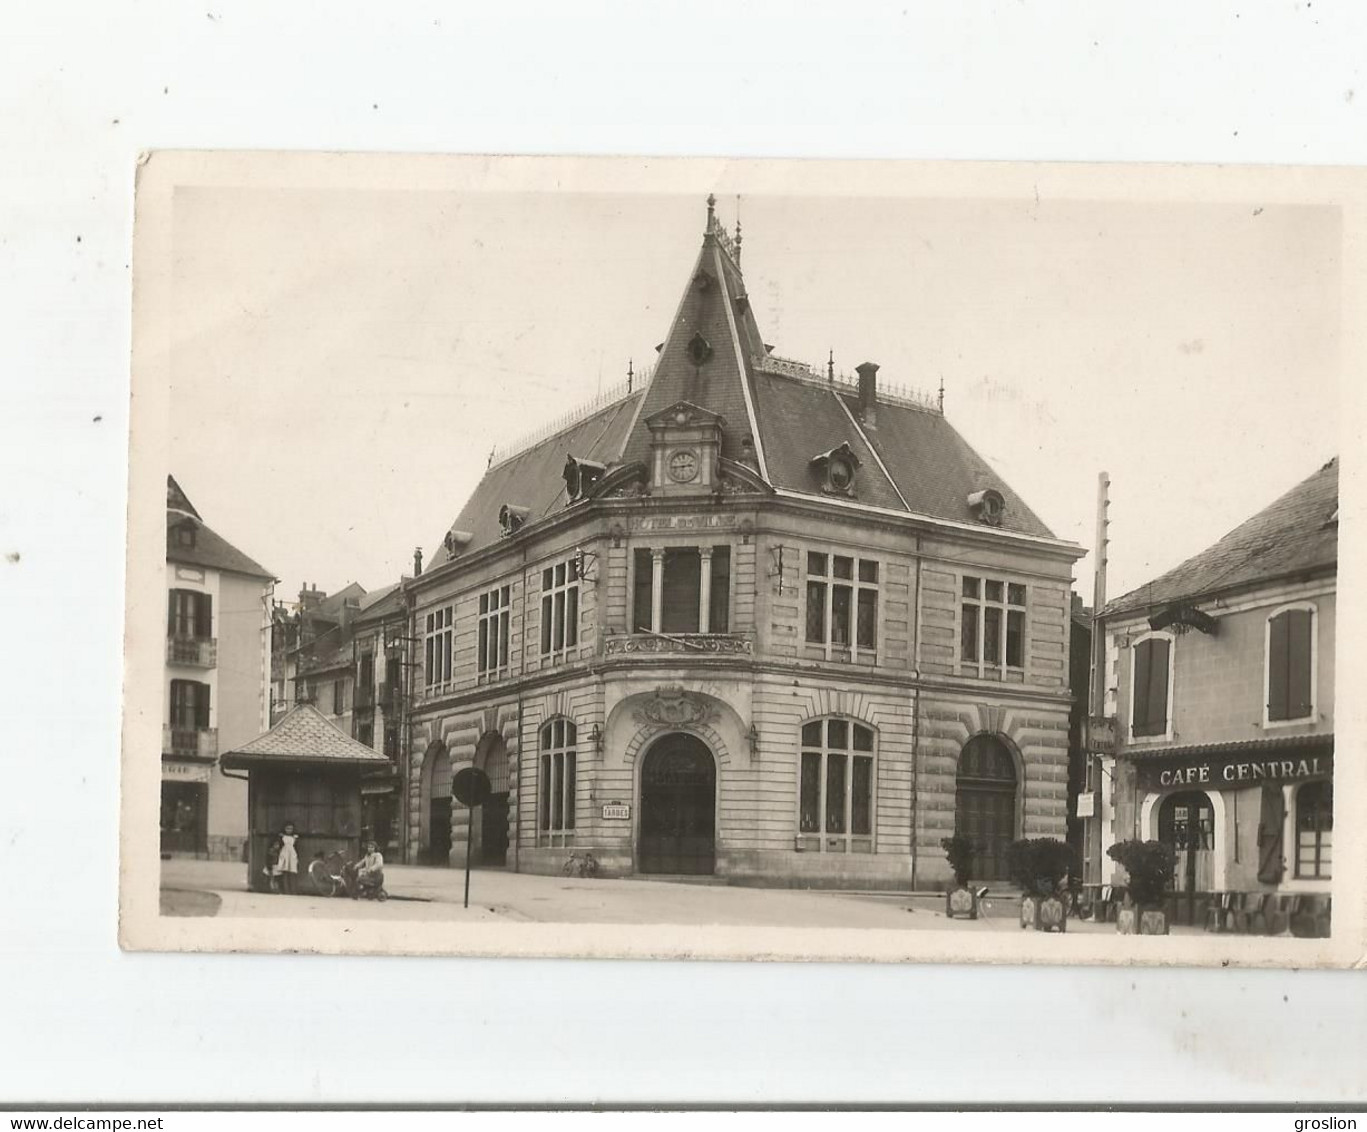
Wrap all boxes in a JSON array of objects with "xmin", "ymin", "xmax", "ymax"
[{"xmin": 562, "ymin": 852, "xmax": 600, "ymax": 878}]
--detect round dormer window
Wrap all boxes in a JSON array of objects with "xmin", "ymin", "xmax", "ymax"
[{"xmin": 828, "ymin": 457, "xmax": 854, "ymax": 492}]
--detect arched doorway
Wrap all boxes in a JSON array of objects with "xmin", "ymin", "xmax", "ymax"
[
  {"xmin": 954, "ymin": 734, "xmax": 1018, "ymax": 882},
  {"xmin": 639, "ymin": 733, "xmax": 716, "ymax": 875},
  {"xmin": 1158, "ymin": 790, "xmax": 1214, "ymax": 925},
  {"xmin": 478, "ymin": 736, "xmax": 511, "ymax": 867},
  {"xmin": 420, "ymin": 740, "xmax": 453, "ymax": 866}
]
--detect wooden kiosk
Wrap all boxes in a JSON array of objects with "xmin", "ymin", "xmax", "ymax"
[{"xmin": 220, "ymin": 704, "xmax": 395, "ymax": 893}]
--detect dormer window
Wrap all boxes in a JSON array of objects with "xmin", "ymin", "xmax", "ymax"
[
  {"xmin": 562, "ymin": 456, "xmax": 607, "ymax": 502},
  {"xmin": 174, "ymin": 524, "xmax": 196, "ymax": 548},
  {"xmin": 968, "ymin": 488, "xmax": 1006, "ymax": 527},
  {"xmin": 498, "ymin": 504, "xmax": 530, "ymax": 536},
  {"xmin": 810, "ymin": 443, "xmax": 862, "ymax": 497}
]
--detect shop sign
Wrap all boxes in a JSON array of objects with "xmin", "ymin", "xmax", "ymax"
[
  {"xmin": 602, "ymin": 803, "xmax": 631, "ymax": 820},
  {"xmin": 1086, "ymin": 717, "xmax": 1117, "ymax": 754},
  {"xmin": 162, "ymin": 761, "xmax": 211, "ymax": 783},
  {"xmin": 1137, "ymin": 750, "xmax": 1332, "ymax": 793},
  {"xmin": 1075, "ymin": 791, "xmax": 1096, "ymax": 818}
]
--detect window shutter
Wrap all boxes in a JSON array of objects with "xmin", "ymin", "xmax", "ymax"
[
  {"xmin": 196, "ymin": 592, "xmax": 212, "ymax": 639},
  {"xmin": 167, "ymin": 592, "xmax": 176, "ymax": 637},
  {"xmin": 195, "ymin": 683, "xmax": 211, "ymax": 730},
  {"xmin": 1267, "ymin": 611, "xmax": 1290, "ymax": 720},
  {"xmin": 1133, "ymin": 641, "xmax": 1153, "ymax": 733},
  {"xmin": 1148, "ymin": 639, "xmax": 1170, "ymax": 733},
  {"xmin": 1287, "ymin": 609, "xmax": 1312, "ymax": 717},
  {"xmin": 1256, "ymin": 784, "xmax": 1285, "ymax": 885}
]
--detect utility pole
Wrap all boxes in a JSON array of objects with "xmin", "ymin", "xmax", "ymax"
[{"xmin": 1088, "ymin": 472, "xmax": 1110, "ymax": 885}]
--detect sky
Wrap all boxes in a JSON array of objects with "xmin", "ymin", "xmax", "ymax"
[{"xmin": 167, "ymin": 175, "xmax": 1342, "ymax": 610}]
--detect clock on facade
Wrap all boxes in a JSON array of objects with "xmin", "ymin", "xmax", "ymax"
[{"xmin": 668, "ymin": 449, "xmax": 699, "ymax": 483}]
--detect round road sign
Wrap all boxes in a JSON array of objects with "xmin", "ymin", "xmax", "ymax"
[{"xmin": 452, "ymin": 766, "xmax": 492, "ymax": 808}]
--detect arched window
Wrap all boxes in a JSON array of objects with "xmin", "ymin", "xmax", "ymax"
[
  {"xmin": 1266, "ymin": 604, "xmax": 1316, "ymax": 724},
  {"xmin": 538, "ymin": 718, "xmax": 577, "ymax": 846},
  {"xmin": 797, "ymin": 718, "xmax": 875, "ymax": 853},
  {"xmin": 1295, "ymin": 781, "xmax": 1332, "ymax": 880},
  {"xmin": 1130, "ymin": 633, "xmax": 1173, "ymax": 739}
]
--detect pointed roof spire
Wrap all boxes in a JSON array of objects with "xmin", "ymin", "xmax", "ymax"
[
  {"xmin": 827, "ymin": 349, "xmax": 835, "ymax": 385},
  {"xmin": 627, "ymin": 357, "xmax": 634, "ymax": 393},
  {"xmin": 734, "ymin": 195, "xmax": 742, "ymax": 265}
]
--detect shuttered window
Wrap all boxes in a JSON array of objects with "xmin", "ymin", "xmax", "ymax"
[
  {"xmin": 1132, "ymin": 636, "xmax": 1171, "ymax": 737},
  {"xmin": 169, "ymin": 679, "xmax": 211, "ymax": 729},
  {"xmin": 167, "ymin": 589, "xmax": 212, "ymax": 638},
  {"xmin": 1268, "ymin": 607, "xmax": 1314, "ymax": 722}
]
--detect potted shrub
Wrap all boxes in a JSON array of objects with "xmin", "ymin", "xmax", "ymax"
[
  {"xmin": 1107, "ymin": 840, "xmax": 1176, "ymax": 935},
  {"xmin": 1007, "ymin": 838, "xmax": 1076, "ymax": 932},
  {"xmin": 941, "ymin": 834, "xmax": 979, "ymax": 920}
]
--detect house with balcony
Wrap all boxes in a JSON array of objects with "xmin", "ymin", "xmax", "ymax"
[
  {"xmin": 404, "ymin": 198, "xmax": 1084, "ymax": 886},
  {"xmin": 163, "ymin": 476, "xmax": 274, "ymax": 858},
  {"xmin": 1095, "ymin": 457, "xmax": 1337, "ymax": 926}
]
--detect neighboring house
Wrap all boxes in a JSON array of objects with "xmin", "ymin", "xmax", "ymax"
[
  {"xmin": 403, "ymin": 198, "xmax": 1084, "ymax": 886},
  {"xmin": 276, "ymin": 579, "xmax": 409, "ymax": 862},
  {"xmin": 163, "ymin": 476, "xmax": 274, "ymax": 860},
  {"xmin": 1097, "ymin": 458, "xmax": 1336, "ymax": 925}
]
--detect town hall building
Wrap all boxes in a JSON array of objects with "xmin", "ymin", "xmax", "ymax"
[{"xmin": 403, "ymin": 198, "xmax": 1085, "ymax": 888}]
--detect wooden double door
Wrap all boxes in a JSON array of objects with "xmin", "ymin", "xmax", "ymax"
[
  {"xmin": 639, "ymin": 733, "xmax": 716, "ymax": 875},
  {"xmin": 954, "ymin": 735, "xmax": 1019, "ymax": 882}
]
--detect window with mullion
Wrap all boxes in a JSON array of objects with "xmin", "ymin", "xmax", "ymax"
[
  {"xmin": 1295, "ymin": 781, "xmax": 1332, "ymax": 879},
  {"xmin": 805, "ymin": 552, "xmax": 879, "ymax": 657},
  {"xmin": 631, "ymin": 545, "xmax": 732, "ymax": 635},
  {"xmin": 167, "ymin": 589, "xmax": 212, "ymax": 639},
  {"xmin": 540, "ymin": 559, "xmax": 581, "ymax": 660},
  {"xmin": 423, "ymin": 606, "xmax": 453, "ymax": 691},
  {"xmin": 539, "ymin": 719, "xmax": 578, "ymax": 846},
  {"xmin": 477, "ymin": 585, "xmax": 511, "ymax": 678},
  {"xmin": 169, "ymin": 679, "xmax": 210, "ymax": 730},
  {"xmin": 797, "ymin": 718, "xmax": 875, "ymax": 851},
  {"xmin": 960, "ymin": 575, "xmax": 1027, "ymax": 675}
]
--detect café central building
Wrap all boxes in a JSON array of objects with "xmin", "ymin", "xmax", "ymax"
[{"xmin": 403, "ymin": 200, "xmax": 1084, "ymax": 888}]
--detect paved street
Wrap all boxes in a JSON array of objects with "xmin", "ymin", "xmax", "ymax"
[{"xmin": 160, "ymin": 858, "xmax": 1201, "ymax": 933}]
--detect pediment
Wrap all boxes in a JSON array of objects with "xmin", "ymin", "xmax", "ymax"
[{"xmin": 644, "ymin": 400, "xmax": 725, "ymax": 431}]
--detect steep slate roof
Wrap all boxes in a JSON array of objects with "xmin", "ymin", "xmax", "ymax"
[
  {"xmin": 426, "ymin": 202, "xmax": 1066, "ymax": 564},
  {"xmin": 1104, "ymin": 457, "xmax": 1338, "ymax": 618},
  {"xmin": 221, "ymin": 703, "xmax": 391, "ymax": 767},
  {"xmin": 166, "ymin": 515, "xmax": 274, "ymax": 579},
  {"xmin": 429, "ymin": 390, "xmax": 643, "ymax": 565}
]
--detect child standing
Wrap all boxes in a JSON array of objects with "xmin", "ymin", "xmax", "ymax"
[
  {"xmin": 264, "ymin": 835, "xmax": 283, "ymax": 893},
  {"xmin": 275, "ymin": 822, "xmax": 300, "ymax": 895}
]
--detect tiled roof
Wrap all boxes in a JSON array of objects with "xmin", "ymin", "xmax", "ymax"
[
  {"xmin": 1104, "ymin": 458, "xmax": 1338, "ymax": 618},
  {"xmin": 166, "ymin": 514, "xmax": 273, "ymax": 580},
  {"xmin": 423, "ymin": 205, "xmax": 1069, "ymax": 567},
  {"xmin": 221, "ymin": 703, "xmax": 391, "ymax": 767},
  {"xmin": 1122, "ymin": 732, "xmax": 1333, "ymax": 761}
]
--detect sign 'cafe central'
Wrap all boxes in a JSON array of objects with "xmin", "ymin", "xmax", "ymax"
[{"xmin": 1136, "ymin": 748, "xmax": 1334, "ymax": 793}]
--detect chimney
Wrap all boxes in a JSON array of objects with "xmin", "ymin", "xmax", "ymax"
[
  {"xmin": 413, "ymin": 547, "xmax": 423, "ymax": 576},
  {"xmin": 856, "ymin": 361, "xmax": 879, "ymax": 428}
]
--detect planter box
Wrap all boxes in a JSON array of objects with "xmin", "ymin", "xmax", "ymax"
[
  {"xmin": 945, "ymin": 886, "xmax": 979, "ymax": 920},
  {"xmin": 1117, "ymin": 905, "xmax": 1169, "ymax": 935},
  {"xmin": 1020, "ymin": 893, "xmax": 1068, "ymax": 932}
]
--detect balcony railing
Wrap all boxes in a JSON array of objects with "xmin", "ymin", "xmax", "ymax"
[
  {"xmin": 166, "ymin": 636, "xmax": 217, "ymax": 667},
  {"xmin": 163, "ymin": 724, "xmax": 217, "ymax": 760},
  {"xmin": 605, "ymin": 632, "xmax": 753, "ymax": 656}
]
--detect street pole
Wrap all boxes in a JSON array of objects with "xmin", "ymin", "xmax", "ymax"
[{"xmin": 1089, "ymin": 472, "xmax": 1110, "ymax": 885}]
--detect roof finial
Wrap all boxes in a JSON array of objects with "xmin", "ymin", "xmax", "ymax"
[
  {"xmin": 627, "ymin": 357, "xmax": 634, "ymax": 393},
  {"xmin": 937, "ymin": 376, "xmax": 945, "ymax": 413},
  {"xmin": 487, "ymin": 446, "xmax": 495, "ymax": 468},
  {"xmin": 706, "ymin": 193, "xmax": 716, "ymax": 230},
  {"xmin": 734, "ymin": 195, "xmax": 742, "ymax": 264},
  {"xmin": 827, "ymin": 349, "xmax": 835, "ymax": 385}
]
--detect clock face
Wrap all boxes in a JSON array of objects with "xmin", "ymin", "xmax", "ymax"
[{"xmin": 668, "ymin": 449, "xmax": 699, "ymax": 483}]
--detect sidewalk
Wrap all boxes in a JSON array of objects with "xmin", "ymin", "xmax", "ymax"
[{"xmin": 158, "ymin": 857, "xmax": 1205, "ymax": 933}]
